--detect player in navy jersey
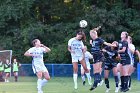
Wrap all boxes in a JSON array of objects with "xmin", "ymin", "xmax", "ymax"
[
  {"xmin": 89, "ymin": 27, "xmax": 115, "ymax": 91},
  {"xmin": 68, "ymin": 30, "xmax": 91, "ymax": 89},
  {"xmin": 118, "ymin": 32, "xmax": 130, "ymax": 92},
  {"xmin": 102, "ymin": 41, "xmax": 120, "ymax": 93}
]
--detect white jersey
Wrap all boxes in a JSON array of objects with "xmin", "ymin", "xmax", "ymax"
[
  {"xmin": 68, "ymin": 37, "xmax": 84, "ymax": 57},
  {"xmin": 128, "ymin": 43, "xmax": 135, "ymax": 65},
  {"xmin": 27, "ymin": 47, "xmax": 46, "ymax": 65}
]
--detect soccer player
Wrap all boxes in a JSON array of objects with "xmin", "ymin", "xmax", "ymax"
[
  {"xmin": 68, "ymin": 30, "xmax": 91, "ymax": 89},
  {"xmin": 0, "ymin": 59, "xmax": 4, "ymax": 82},
  {"xmin": 4, "ymin": 59, "xmax": 11, "ymax": 82},
  {"xmin": 81, "ymin": 46, "xmax": 93, "ymax": 86},
  {"xmin": 89, "ymin": 27, "xmax": 115, "ymax": 91},
  {"xmin": 118, "ymin": 32, "xmax": 130, "ymax": 92},
  {"xmin": 24, "ymin": 39, "xmax": 51, "ymax": 93},
  {"xmin": 102, "ymin": 41, "xmax": 120, "ymax": 93},
  {"xmin": 12, "ymin": 58, "xmax": 21, "ymax": 82}
]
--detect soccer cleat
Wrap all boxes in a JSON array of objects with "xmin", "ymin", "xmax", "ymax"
[
  {"xmin": 105, "ymin": 88, "xmax": 110, "ymax": 93},
  {"xmin": 88, "ymin": 81, "xmax": 92, "ymax": 86},
  {"xmin": 38, "ymin": 90, "xmax": 43, "ymax": 93},
  {"xmin": 115, "ymin": 87, "xmax": 119, "ymax": 93},
  {"xmin": 129, "ymin": 87, "xmax": 131, "ymax": 90},
  {"xmin": 89, "ymin": 86, "xmax": 96, "ymax": 91},
  {"xmin": 83, "ymin": 81, "xmax": 86, "ymax": 86},
  {"xmin": 122, "ymin": 88, "xmax": 129, "ymax": 92},
  {"xmin": 74, "ymin": 84, "xmax": 78, "ymax": 89}
]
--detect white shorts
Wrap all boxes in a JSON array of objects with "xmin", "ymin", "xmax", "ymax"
[
  {"xmin": 72, "ymin": 56, "xmax": 84, "ymax": 63},
  {"xmin": 32, "ymin": 63, "xmax": 47, "ymax": 74},
  {"xmin": 81, "ymin": 62, "xmax": 91, "ymax": 70}
]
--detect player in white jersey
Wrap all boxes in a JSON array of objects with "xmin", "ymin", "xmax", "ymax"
[
  {"xmin": 24, "ymin": 39, "xmax": 51, "ymax": 93},
  {"xmin": 81, "ymin": 46, "xmax": 93, "ymax": 86},
  {"xmin": 127, "ymin": 36, "xmax": 135, "ymax": 90},
  {"xmin": 68, "ymin": 30, "xmax": 91, "ymax": 89}
]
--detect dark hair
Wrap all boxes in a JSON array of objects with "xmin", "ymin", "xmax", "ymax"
[
  {"xmin": 76, "ymin": 29, "xmax": 86, "ymax": 41},
  {"xmin": 32, "ymin": 39, "xmax": 39, "ymax": 46},
  {"xmin": 124, "ymin": 31, "xmax": 128, "ymax": 38}
]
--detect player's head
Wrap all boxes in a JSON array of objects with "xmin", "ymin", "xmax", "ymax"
[
  {"xmin": 90, "ymin": 29, "xmax": 98, "ymax": 39},
  {"xmin": 76, "ymin": 30, "xmax": 86, "ymax": 41},
  {"xmin": 121, "ymin": 31, "xmax": 128, "ymax": 40},
  {"xmin": 112, "ymin": 41, "xmax": 118, "ymax": 50},
  {"xmin": 127, "ymin": 36, "xmax": 132, "ymax": 44},
  {"xmin": 32, "ymin": 39, "xmax": 41, "ymax": 47},
  {"xmin": 6, "ymin": 59, "xmax": 9, "ymax": 64},
  {"xmin": 13, "ymin": 58, "xmax": 17, "ymax": 62}
]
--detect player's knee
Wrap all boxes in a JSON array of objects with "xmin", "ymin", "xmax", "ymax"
[{"xmin": 45, "ymin": 76, "xmax": 50, "ymax": 80}]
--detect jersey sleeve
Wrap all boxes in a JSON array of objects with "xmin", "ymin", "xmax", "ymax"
[
  {"xmin": 100, "ymin": 38, "xmax": 105, "ymax": 45},
  {"xmin": 68, "ymin": 38, "xmax": 72, "ymax": 46},
  {"xmin": 87, "ymin": 51, "xmax": 93, "ymax": 59},
  {"xmin": 27, "ymin": 48, "xmax": 34, "ymax": 54},
  {"xmin": 41, "ymin": 47, "xmax": 46, "ymax": 53}
]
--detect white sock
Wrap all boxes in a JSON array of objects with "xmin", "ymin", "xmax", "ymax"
[
  {"xmin": 81, "ymin": 75, "xmax": 85, "ymax": 82},
  {"xmin": 73, "ymin": 74, "xmax": 78, "ymax": 88},
  {"xmin": 37, "ymin": 79, "xmax": 42, "ymax": 91},
  {"xmin": 85, "ymin": 73, "xmax": 91, "ymax": 84},
  {"xmin": 41, "ymin": 78, "xmax": 48, "ymax": 87},
  {"xmin": 118, "ymin": 72, "xmax": 120, "ymax": 83}
]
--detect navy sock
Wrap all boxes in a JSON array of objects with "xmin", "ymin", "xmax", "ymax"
[
  {"xmin": 114, "ymin": 76, "xmax": 119, "ymax": 87},
  {"xmin": 105, "ymin": 78, "xmax": 109, "ymax": 88}
]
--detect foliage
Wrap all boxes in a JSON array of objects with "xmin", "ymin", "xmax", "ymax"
[{"xmin": 0, "ymin": 0, "xmax": 140, "ymax": 63}]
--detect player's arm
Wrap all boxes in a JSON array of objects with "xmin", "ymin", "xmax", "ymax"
[
  {"xmin": 136, "ymin": 50, "xmax": 140, "ymax": 62},
  {"xmin": 24, "ymin": 51, "xmax": 34, "ymax": 57},
  {"xmin": 118, "ymin": 47, "xmax": 126, "ymax": 53},
  {"xmin": 41, "ymin": 44, "xmax": 51, "ymax": 52},
  {"xmin": 128, "ymin": 44, "xmax": 135, "ymax": 54},
  {"xmin": 103, "ymin": 42, "xmax": 115, "ymax": 47}
]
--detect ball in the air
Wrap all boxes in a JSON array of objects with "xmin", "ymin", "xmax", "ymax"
[{"xmin": 79, "ymin": 20, "xmax": 88, "ymax": 28}]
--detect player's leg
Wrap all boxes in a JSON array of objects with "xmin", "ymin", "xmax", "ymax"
[
  {"xmin": 90, "ymin": 62, "xmax": 101, "ymax": 91},
  {"xmin": 5, "ymin": 72, "xmax": 10, "ymax": 82},
  {"xmin": 113, "ymin": 67, "xmax": 119, "ymax": 93},
  {"xmin": 117, "ymin": 63, "xmax": 121, "ymax": 85},
  {"xmin": 13, "ymin": 72, "xmax": 18, "ymax": 82},
  {"xmin": 98, "ymin": 62, "xmax": 104, "ymax": 86},
  {"xmin": 122, "ymin": 64, "xmax": 130, "ymax": 92},
  {"xmin": 80, "ymin": 59, "xmax": 91, "ymax": 85},
  {"xmin": 81, "ymin": 67, "xmax": 86, "ymax": 85},
  {"xmin": 36, "ymin": 71, "xmax": 43, "ymax": 93},
  {"xmin": 72, "ymin": 62, "xmax": 78, "ymax": 89},
  {"xmin": 42, "ymin": 68, "xmax": 50, "ymax": 87},
  {"xmin": 104, "ymin": 69, "xmax": 110, "ymax": 93},
  {"xmin": 128, "ymin": 65, "xmax": 134, "ymax": 90}
]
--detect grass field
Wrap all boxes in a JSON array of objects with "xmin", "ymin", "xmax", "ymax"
[{"xmin": 0, "ymin": 76, "xmax": 140, "ymax": 93}]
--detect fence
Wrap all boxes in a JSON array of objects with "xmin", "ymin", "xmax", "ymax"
[{"xmin": 17, "ymin": 63, "xmax": 138, "ymax": 79}]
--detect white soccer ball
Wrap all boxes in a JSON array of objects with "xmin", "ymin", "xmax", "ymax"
[{"xmin": 79, "ymin": 20, "xmax": 88, "ymax": 28}]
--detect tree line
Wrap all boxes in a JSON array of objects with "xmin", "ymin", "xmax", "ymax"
[{"xmin": 0, "ymin": 0, "xmax": 140, "ymax": 63}]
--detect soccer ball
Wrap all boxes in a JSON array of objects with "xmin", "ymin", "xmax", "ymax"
[{"xmin": 79, "ymin": 20, "xmax": 88, "ymax": 28}]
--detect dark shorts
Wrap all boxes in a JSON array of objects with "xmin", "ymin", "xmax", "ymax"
[
  {"xmin": 120, "ymin": 60, "xmax": 131, "ymax": 66},
  {"xmin": 92, "ymin": 53, "xmax": 105, "ymax": 64},
  {"xmin": 104, "ymin": 62, "xmax": 117, "ymax": 70}
]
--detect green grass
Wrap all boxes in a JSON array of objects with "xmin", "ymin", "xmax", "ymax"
[{"xmin": 0, "ymin": 77, "xmax": 140, "ymax": 93}]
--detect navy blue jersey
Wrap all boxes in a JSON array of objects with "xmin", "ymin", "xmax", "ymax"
[
  {"xmin": 91, "ymin": 38, "xmax": 105, "ymax": 54},
  {"xmin": 118, "ymin": 40, "xmax": 130, "ymax": 61},
  {"xmin": 104, "ymin": 46, "xmax": 118, "ymax": 63}
]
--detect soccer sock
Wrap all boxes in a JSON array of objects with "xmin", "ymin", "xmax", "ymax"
[
  {"xmin": 114, "ymin": 76, "xmax": 119, "ymax": 87},
  {"xmin": 85, "ymin": 73, "xmax": 91, "ymax": 84},
  {"xmin": 128, "ymin": 76, "xmax": 131, "ymax": 88},
  {"xmin": 37, "ymin": 79, "xmax": 42, "ymax": 91},
  {"xmin": 121, "ymin": 76, "xmax": 124, "ymax": 89},
  {"xmin": 15, "ymin": 76, "xmax": 18, "ymax": 82},
  {"xmin": 123, "ymin": 76, "xmax": 129, "ymax": 89},
  {"xmin": 105, "ymin": 78, "xmax": 109, "ymax": 88},
  {"xmin": 93, "ymin": 73, "xmax": 99, "ymax": 87},
  {"xmin": 81, "ymin": 75, "xmax": 85, "ymax": 82},
  {"xmin": 118, "ymin": 72, "xmax": 121, "ymax": 83},
  {"xmin": 73, "ymin": 74, "xmax": 78, "ymax": 87},
  {"xmin": 41, "ymin": 78, "xmax": 48, "ymax": 87},
  {"xmin": 98, "ymin": 73, "xmax": 102, "ymax": 83}
]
